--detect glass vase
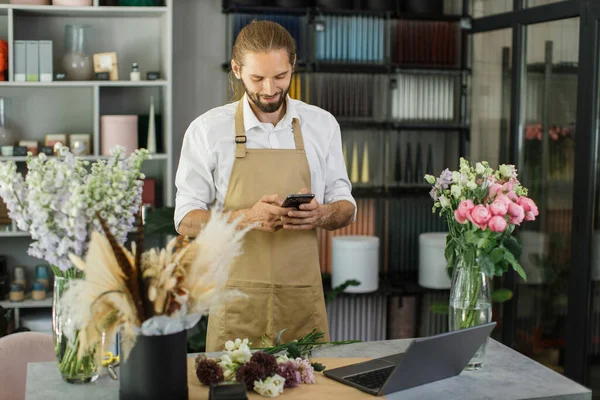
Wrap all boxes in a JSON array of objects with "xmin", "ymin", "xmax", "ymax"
[
  {"xmin": 62, "ymin": 25, "xmax": 94, "ymax": 81},
  {"xmin": 52, "ymin": 276, "xmax": 99, "ymax": 383},
  {"xmin": 448, "ymin": 257, "xmax": 492, "ymax": 371}
]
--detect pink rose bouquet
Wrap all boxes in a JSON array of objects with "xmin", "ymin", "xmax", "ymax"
[{"xmin": 425, "ymin": 158, "xmax": 539, "ymax": 282}]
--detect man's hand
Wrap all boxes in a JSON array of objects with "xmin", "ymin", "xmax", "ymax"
[
  {"xmin": 280, "ymin": 191, "xmax": 327, "ymax": 230},
  {"xmin": 277, "ymin": 188, "xmax": 353, "ymax": 231},
  {"xmin": 242, "ymin": 194, "xmax": 290, "ymax": 232}
]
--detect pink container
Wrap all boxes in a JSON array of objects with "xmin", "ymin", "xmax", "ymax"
[
  {"xmin": 52, "ymin": 0, "xmax": 93, "ymax": 5},
  {"xmin": 101, "ymin": 115, "xmax": 138, "ymax": 156}
]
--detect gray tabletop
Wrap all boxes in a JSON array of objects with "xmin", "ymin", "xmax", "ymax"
[{"xmin": 25, "ymin": 339, "xmax": 591, "ymax": 400}]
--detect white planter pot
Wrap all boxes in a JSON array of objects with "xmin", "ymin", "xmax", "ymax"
[{"xmin": 331, "ymin": 236, "xmax": 379, "ymax": 293}]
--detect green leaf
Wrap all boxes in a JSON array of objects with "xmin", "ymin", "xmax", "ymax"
[
  {"xmin": 504, "ymin": 251, "xmax": 527, "ymax": 281},
  {"xmin": 494, "ymin": 265, "xmax": 504, "ymax": 276},
  {"xmin": 312, "ymin": 362, "xmax": 326, "ymax": 372},
  {"xmin": 504, "ymin": 236, "xmax": 522, "ymax": 260},
  {"xmin": 430, "ymin": 303, "xmax": 449, "ymax": 315},
  {"xmin": 491, "ymin": 288, "xmax": 513, "ymax": 303},
  {"xmin": 512, "ymin": 262, "xmax": 527, "ymax": 282},
  {"xmin": 485, "ymin": 236, "xmax": 497, "ymax": 253},
  {"xmin": 491, "ymin": 247, "xmax": 504, "ymax": 264},
  {"xmin": 477, "ymin": 237, "xmax": 489, "ymax": 249},
  {"xmin": 478, "ymin": 252, "xmax": 495, "ymax": 277}
]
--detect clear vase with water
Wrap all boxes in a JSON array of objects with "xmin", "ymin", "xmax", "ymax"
[
  {"xmin": 448, "ymin": 257, "xmax": 492, "ymax": 370},
  {"xmin": 62, "ymin": 25, "xmax": 94, "ymax": 81}
]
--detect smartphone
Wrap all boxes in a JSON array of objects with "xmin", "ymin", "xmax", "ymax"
[{"xmin": 281, "ymin": 193, "xmax": 315, "ymax": 208}]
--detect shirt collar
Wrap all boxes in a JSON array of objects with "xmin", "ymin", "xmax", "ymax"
[{"xmin": 242, "ymin": 93, "xmax": 300, "ymax": 133}]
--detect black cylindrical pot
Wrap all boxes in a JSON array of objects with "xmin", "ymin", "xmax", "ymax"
[
  {"xmin": 119, "ymin": 330, "xmax": 188, "ymax": 400},
  {"xmin": 403, "ymin": 0, "xmax": 443, "ymax": 14}
]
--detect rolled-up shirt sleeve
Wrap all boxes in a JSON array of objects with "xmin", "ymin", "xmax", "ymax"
[
  {"xmin": 174, "ymin": 120, "xmax": 216, "ymax": 233},
  {"xmin": 323, "ymin": 118, "xmax": 357, "ymax": 220}
]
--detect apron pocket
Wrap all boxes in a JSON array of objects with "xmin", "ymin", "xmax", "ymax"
[
  {"xmin": 273, "ymin": 285, "xmax": 327, "ymax": 344},
  {"xmin": 219, "ymin": 285, "xmax": 272, "ymax": 346}
]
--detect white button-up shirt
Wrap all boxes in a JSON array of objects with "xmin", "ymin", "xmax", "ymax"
[{"xmin": 174, "ymin": 94, "xmax": 356, "ymax": 232}]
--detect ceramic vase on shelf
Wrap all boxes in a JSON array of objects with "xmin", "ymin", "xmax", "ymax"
[
  {"xmin": 448, "ymin": 256, "xmax": 492, "ymax": 370},
  {"xmin": 0, "ymin": 98, "xmax": 15, "ymax": 148},
  {"xmin": 52, "ymin": 276, "xmax": 100, "ymax": 383},
  {"xmin": 62, "ymin": 25, "xmax": 94, "ymax": 81}
]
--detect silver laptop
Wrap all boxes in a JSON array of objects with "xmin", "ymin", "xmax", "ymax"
[{"xmin": 323, "ymin": 322, "xmax": 496, "ymax": 396}]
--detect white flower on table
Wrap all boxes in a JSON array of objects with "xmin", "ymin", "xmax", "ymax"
[{"xmin": 253, "ymin": 374, "xmax": 285, "ymax": 397}]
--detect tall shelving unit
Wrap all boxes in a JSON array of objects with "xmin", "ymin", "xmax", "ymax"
[
  {"xmin": 0, "ymin": 1, "xmax": 173, "ymax": 327},
  {"xmin": 221, "ymin": 1, "xmax": 471, "ymax": 341}
]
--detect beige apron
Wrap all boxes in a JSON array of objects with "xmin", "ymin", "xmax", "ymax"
[{"xmin": 205, "ymin": 100, "xmax": 330, "ymax": 352}]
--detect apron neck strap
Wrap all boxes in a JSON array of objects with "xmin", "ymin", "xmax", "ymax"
[{"xmin": 235, "ymin": 97, "xmax": 304, "ymax": 158}]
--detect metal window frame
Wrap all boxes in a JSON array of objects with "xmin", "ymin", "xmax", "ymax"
[{"xmin": 468, "ymin": 0, "xmax": 599, "ymax": 385}]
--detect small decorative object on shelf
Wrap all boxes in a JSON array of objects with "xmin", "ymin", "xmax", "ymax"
[
  {"xmin": 101, "ymin": 115, "xmax": 138, "ymax": 156},
  {"xmin": 130, "ymin": 62, "xmax": 141, "ymax": 81},
  {"xmin": 32, "ymin": 281, "xmax": 46, "ymax": 300},
  {"xmin": 19, "ymin": 140, "xmax": 38, "ymax": 156},
  {"xmin": 63, "ymin": 25, "xmax": 94, "ymax": 81},
  {"xmin": 146, "ymin": 96, "xmax": 157, "ymax": 154},
  {"xmin": 0, "ymin": 98, "xmax": 15, "ymax": 149},
  {"xmin": 0, "ymin": 147, "xmax": 13, "ymax": 157},
  {"xmin": 146, "ymin": 71, "xmax": 160, "ymax": 80},
  {"xmin": 425, "ymin": 158, "xmax": 539, "ymax": 370},
  {"xmin": 9, "ymin": 283, "xmax": 24, "ymax": 302},
  {"xmin": 93, "ymin": 52, "xmax": 119, "ymax": 81},
  {"xmin": 44, "ymin": 134, "xmax": 67, "ymax": 150},
  {"xmin": 39, "ymin": 146, "xmax": 54, "ymax": 156},
  {"xmin": 0, "ymin": 40, "xmax": 7, "ymax": 82},
  {"xmin": 13, "ymin": 146, "xmax": 28, "ymax": 157},
  {"xmin": 96, "ymin": 72, "xmax": 110, "ymax": 80},
  {"xmin": 69, "ymin": 134, "xmax": 91, "ymax": 156},
  {"xmin": 55, "ymin": 73, "xmax": 66, "ymax": 81},
  {"xmin": 13, "ymin": 265, "xmax": 26, "ymax": 290},
  {"xmin": 35, "ymin": 264, "xmax": 50, "ymax": 291}
]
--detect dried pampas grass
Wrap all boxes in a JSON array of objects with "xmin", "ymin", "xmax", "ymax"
[{"xmin": 58, "ymin": 211, "xmax": 250, "ymax": 361}]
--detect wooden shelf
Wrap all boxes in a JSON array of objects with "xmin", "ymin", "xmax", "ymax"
[
  {"xmin": 0, "ymin": 294, "xmax": 53, "ymax": 309},
  {"xmin": 0, "ymin": 80, "xmax": 168, "ymax": 87},
  {"xmin": 0, "ymin": 153, "xmax": 168, "ymax": 162},
  {"xmin": 0, "ymin": 230, "xmax": 30, "ymax": 238},
  {"xmin": 1, "ymin": 4, "xmax": 167, "ymax": 18}
]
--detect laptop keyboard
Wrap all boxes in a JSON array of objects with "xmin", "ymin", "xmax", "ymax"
[{"xmin": 344, "ymin": 366, "xmax": 395, "ymax": 391}]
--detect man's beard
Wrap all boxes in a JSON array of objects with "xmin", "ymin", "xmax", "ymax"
[{"xmin": 241, "ymin": 79, "xmax": 290, "ymax": 113}]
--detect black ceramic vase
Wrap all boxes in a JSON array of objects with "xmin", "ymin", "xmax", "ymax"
[{"xmin": 119, "ymin": 330, "xmax": 188, "ymax": 400}]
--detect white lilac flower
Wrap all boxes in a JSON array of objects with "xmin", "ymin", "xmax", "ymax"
[
  {"xmin": 424, "ymin": 174, "xmax": 436, "ymax": 185},
  {"xmin": 253, "ymin": 374, "xmax": 285, "ymax": 397},
  {"xmin": 0, "ymin": 146, "xmax": 148, "ymax": 272}
]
